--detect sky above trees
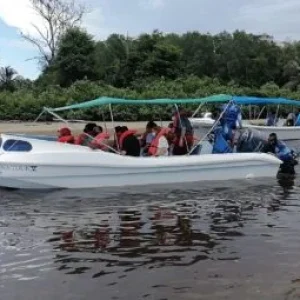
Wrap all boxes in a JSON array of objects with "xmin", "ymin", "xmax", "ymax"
[{"xmin": 0, "ymin": 0, "xmax": 300, "ymax": 79}]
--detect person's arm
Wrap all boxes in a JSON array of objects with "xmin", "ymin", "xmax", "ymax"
[{"xmin": 179, "ymin": 126, "xmax": 186, "ymax": 147}]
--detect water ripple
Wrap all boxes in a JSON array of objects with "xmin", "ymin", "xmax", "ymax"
[{"xmin": 0, "ymin": 172, "xmax": 300, "ymax": 299}]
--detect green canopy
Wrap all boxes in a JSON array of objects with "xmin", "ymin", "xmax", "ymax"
[{"xmin": 47, "ymin": 94, "xmax": 233, "ymax": 112}]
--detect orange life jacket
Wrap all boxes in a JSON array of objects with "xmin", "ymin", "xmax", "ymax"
[
  {"xmin": 91, "ymin": 132, "xmax": 110, "ymax": 150},
  {"xmin": 58, "ymin": 135, "xmax": 75, "ymax": 144},
  {"xmin": 119, "ymin": 130, "xmax": 137, "ymax": 150},
  {"xmin": 148, "ymin": 128, "xmax": 170, "ymax": 156}
]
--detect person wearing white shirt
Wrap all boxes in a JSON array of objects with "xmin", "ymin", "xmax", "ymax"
[
  {"xmin": 156, "ymin": 134, "xmax": 169, "ymax": 156},
  {"xmin": 149, "ymin": 126, "xmax": 170, "ymax": 157}
]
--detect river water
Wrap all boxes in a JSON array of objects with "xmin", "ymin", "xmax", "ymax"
[{"xmin": 1, "ymin": 176, "xmax": 300, "ymax": 300}]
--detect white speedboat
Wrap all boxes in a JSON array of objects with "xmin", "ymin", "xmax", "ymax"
[
  {"xmin": 0, "ymin": 134, "xmax": 281, "ymax": 190},
  {"xmin": 190, "ymin": 96, "xmax": 300, "ymax": 140},
  {"xmin": 190, "ymin": 114, "xmax": 300, "ymax": 141},
  {"xmin": 189, "ymin": 112, "xmax": 215, "ymax": 129},
  {"xmin": 242, "ymin": 123, "xmax": 300, "ymax": 141}
]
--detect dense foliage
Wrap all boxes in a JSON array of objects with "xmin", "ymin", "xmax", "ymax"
[{"xmin": 2, "ymin": 29, "xmax": 300, "ymax": 120}]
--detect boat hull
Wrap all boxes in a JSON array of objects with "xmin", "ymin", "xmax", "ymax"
[
  {"xmin": 190, "ymin": 118, "xmax": 300, "ymax": 140},
  {"xmin": 0, "ymin": 154, "xmax": 281, "ymax": 190},
  {"xmin": 0, "ymin": 134, "xmax": 282, "ymax": 189},
  {"xmin": 244, "ymin": 124, "xmax": 300, "ymax": 140}
]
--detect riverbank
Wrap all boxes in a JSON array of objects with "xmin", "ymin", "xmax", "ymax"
[
  {"xmin": 0, "ymin": 119, "xmax": 264, "ymax": 135},
  {"xmin": 0, "ymin": 121, "xmax": 170, "ymax": 135}
]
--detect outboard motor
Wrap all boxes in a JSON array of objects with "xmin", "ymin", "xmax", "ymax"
[{"xmin": 236, "ymin": 128, "xmax": 268, "ymax": 153}]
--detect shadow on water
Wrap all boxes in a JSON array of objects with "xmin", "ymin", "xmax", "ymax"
[{"xmin": 1, "ymin": 175, "xmax": 300, "ymax": 299}]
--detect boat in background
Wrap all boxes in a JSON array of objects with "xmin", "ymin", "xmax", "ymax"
[
  {"xmin": 189, "ymin": 96, "xmax": 300, "ymax": 140},
  {"xmin": 189, "ymin": 112, "xmax": 215, "ymax": 129}
]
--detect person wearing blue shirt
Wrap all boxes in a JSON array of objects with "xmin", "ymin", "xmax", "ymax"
[
  {"xmin": 262, "ymin": 133, "xmax": 297, "ymax": 175},
  {"xmin": 212, "ymin": 126, "xmax": 233, "ymax": 154},
  {"xmin": 219, "ymin": 102, "xmax": 242, "ymax": 145},
  {"xmin": 294, "ymin": 109, "xmax": 300, "ymax": 126}
]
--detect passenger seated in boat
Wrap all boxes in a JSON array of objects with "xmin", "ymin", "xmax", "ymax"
[
  {"xmin": 262, "ymin": 133, "xmax": 297, "ymax": 175},
  {"xmin": 75, "ymin": 123, "xmax": 97, "ymax": 146},
  {"xmin": 89, "ymin": 125, "xmax": 110, "ymax": 150},
  {"xmin": 219, "ymin": 101, "xmax": 242, "ymax": 146},
  {"xmin": 265, "ymin": 111, "xmax": 277, "ymax": 126},
  {"xmin": 117, "ymin": 126, "xmax": 141, "ymax": 157},
  {"xmin": 286, "ymin": 111, "xmax": 296, "ymax": 126},
  {"xmin": 57, "ymin": 127, "xmax": 75, "ymax": 144},
  {"xmin": 140, "ymin": 121, "xmax": 157, "ymax": 155},
  {"xmin": 294, "ymin": 110, "xmax": 300, "ymax": 126},
  {"xmin": 148, "ymin": 126, "xmax": 170, "ymax": 157},
  {"xmin": 172, "ymin": 108, "xmax": 194, "ymax": 155}
]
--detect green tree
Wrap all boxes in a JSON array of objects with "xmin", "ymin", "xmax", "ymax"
[
  {"xmin": 94, "ymin": 34, "xmax": 132, "ymax": 86},
  {"xmin": 53, "ymin": 27, "xmax": 97, "ymax": 87}
]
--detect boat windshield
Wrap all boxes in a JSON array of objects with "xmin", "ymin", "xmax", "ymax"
[{"xmin": 3, "ymin": 139, "xmax": 33, "ymax": 152}]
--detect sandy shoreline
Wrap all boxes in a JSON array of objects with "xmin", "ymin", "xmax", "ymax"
[
  {"xmin": 0, "ymin": 119, "xmax": 264, "ymax": 135},
  {"xmin": 0, "ymin": 121, "xmax": 170, "ymax": 135}
]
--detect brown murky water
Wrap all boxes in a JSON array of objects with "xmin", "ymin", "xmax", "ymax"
[{"xmin": 1, "ymin": 174, "xmax": 300, "ymax": 300}]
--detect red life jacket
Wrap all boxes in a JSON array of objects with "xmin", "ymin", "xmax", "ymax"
[
  {"xmin": 148, "ymin": 128, "xmax": 170, "ymax": 156},
  {"xmin": 119, "ymin": 130, "xmax": 137, "ymax": 150},
  {"xmin": 91, "ymin": 132, "xmax": 110, "ymax": 149},
  {"xmin": 58, "ymin": 135, "xmax": 75, "ymax": 144}
]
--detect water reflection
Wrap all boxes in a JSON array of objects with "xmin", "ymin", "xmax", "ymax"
[
  {"xmin": 1, "ymin": 177, "xmax": 300, "ymax": 299},
  {"xmin": 41, "ymin": 179, "xmax": 296, "ymax": 275}
]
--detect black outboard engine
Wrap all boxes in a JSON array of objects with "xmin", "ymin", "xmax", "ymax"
[{"xmin": 236, "ymin": 128, "xmax": 268, "ymax": 153}]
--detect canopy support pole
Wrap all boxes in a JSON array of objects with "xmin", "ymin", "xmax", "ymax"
[
  {"xmin": 33, "ymin": 109, "xmax": 46, "ymax": 123},
  {"xmin": 275, "ymin": 104, "xmax": 280, "ymax": 125},
  {"xmin": 158, "ymin": 108, "xmax": 163, "ymax": 127},
  {"xmin": 84, "ymin": 132, "xmax": 120, "ymax": 154},
  {"xmin": 191, "ymin": 102, "xmax": 205, "ymax": 118},
  {"xmin": 109, "ymin": 104, "xmax": 120, "ymax": 152},
  {"xmin": 188, "ymin": 100, "xmax": 232, "ymax": 155},
  {"xmin": 101, "ymin": 109, "xmax": 108, "ymax": 133},
  {"xmin": 43, "ymin": 108, "xmax": 121, "ymax": 155},
  {"xmin": 257, "ymin": 106, "xmax": 265, "ymax": 120},
  {"xmin": 249, "ymin": 105, "xmax": 252, "ymax": 120},
  {"xmin": 44, "ymin": 108, "xmax": 69, "ymax": 125}
]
